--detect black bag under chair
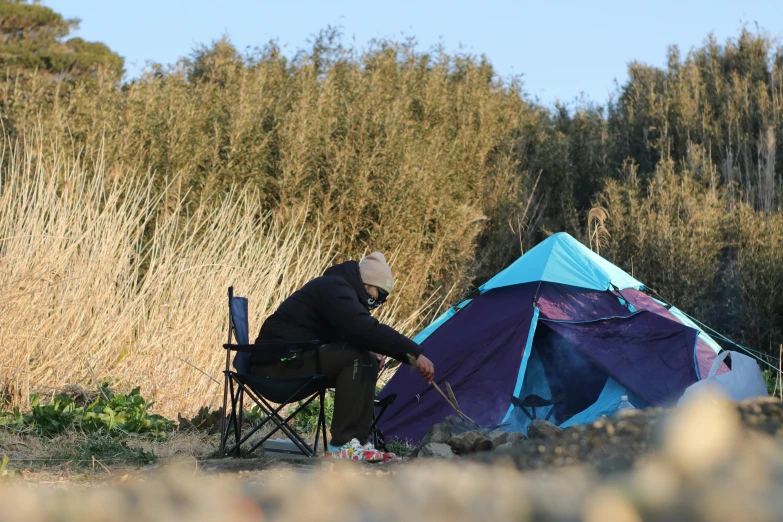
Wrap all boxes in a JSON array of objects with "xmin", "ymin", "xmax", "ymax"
[{"xmin": 220, "ymin": 287, "xmax": 328, "ymax": 458}]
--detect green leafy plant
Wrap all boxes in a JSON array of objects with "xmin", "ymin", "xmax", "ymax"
[
  {"xmin": 293, "ymin": 391, "xmax": 334, "ymax": 435},
  {"xmin": 384, "ymin": 440, "xmax": 415, "ymax": 458},
  {"xmin": 0, "ymin": 384, "xmax": 174, "ymax": 437},
  {"xmin": 762, "ymin": 369, "xmax": 781, "ymax": 398}
]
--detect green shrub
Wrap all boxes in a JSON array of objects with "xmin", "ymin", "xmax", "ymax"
[
  {"xmin": 762, "ymin": 369, "xmax": 781, "ymax": 398},
  {"xmin": 293, "ymin": 390, "xmax": 335, "ymax": 435},
  {"xmin": 0, "ymin": 384, "xmax": 174, "ymax": 437},
  {"xmin": 384, "ymin": 440, "xmax": 415, "ymax": 457}
]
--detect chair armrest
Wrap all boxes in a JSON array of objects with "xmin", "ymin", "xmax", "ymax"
[
  {"xmin": 224, "ymin": 340, "xmax": 322, "ymax": 353},
  {"xmin": 255, "ymin": 340, "xmax": 321, "ymax": 348},
  {"xmin": 374, "ymin": 393, "xmax": 397, "ymax": 407},
  {"xmin": 223, "ymin": 344, "xmax": 258, "ymax": 353}
]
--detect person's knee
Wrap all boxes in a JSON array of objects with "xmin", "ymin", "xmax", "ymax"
[
  {"xmin": 320, "ymin": 343, "xmax": 378, "ymax": 376},
  {"xmin": 354, "ymin": 348, "xmax": 379, "ymax": 382},
  {"xmin": 366, "ymin": 352, "xmax": 380, "ymax": 374}
]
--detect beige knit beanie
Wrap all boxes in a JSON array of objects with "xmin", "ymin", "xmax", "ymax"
[{"xmin": 358, "ymin": 252, "xmax": 395, "ymax": 294}]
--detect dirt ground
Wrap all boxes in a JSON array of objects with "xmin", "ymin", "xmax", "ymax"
[{"xmin": 2, "ymin": 393, "xmax": 783, "ymax": 521}]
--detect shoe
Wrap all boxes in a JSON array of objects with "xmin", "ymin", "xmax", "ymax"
[
  {"xmin": 325, "ymin": 439, "xmax": 388, "ymax": 462},
  {"xmin": 325, "ymin": 439, "xmax": 370, "ymax": 461},
  {"xmin": 362, "ymin": 441, "xmax": 397, "ymax": 462},
  {"xmin": 358, "ymin": 441, "xmax": 385, "ymax": 463}
]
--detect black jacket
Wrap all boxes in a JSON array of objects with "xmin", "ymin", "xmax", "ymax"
[{"xmin": 252, "ymin": 261, "xmax": 422, "ymax": 364}]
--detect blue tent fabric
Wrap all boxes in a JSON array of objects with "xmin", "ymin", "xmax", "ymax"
[
  {"xmin": 559, "ymin": 378, "xmax": 643, "ymax": 429},
  {"xmin": 501, "ymin": 307, "xmax": 540, "ymax": 423},
  {"xmin": 480, "ymin": 232, "xmax": 644, "ymax": 293},
  {"xmin": 379, "ymin": 233, "xmax": 722, "ymax": 444}
]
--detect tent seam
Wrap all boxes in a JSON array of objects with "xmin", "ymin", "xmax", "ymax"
[{"xmin": 501, "ymin": 306, "xmax": 540, "ymax": 423}]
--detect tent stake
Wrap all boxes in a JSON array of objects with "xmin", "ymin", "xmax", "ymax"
[{"xmin": 432, "ymin": 381, "xmax": 479, "ymax": 427}]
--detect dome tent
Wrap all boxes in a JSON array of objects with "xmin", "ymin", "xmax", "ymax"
[{"xmin": 379, "ymin": 232, "xmax": 728, "ymax": 444}]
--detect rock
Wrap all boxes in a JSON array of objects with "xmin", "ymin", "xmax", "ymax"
[
  {"xmin": 415, "ymin": 415, "xmax": 478, "ymax": 456},
  {"xmin": 506, "ymin": 431, "xmax": 525, "ymax": 444},
  {"xmin": 494, "ymin": 441, "xmax": 515, "ymax": 452},
  {"xmin": 474, "ymin": 430, "xmax": 510, "ymax": 452},
  {"xmin": 443, "ymin": 415, "xmax": 475, "ymax": 436},
  {"xmin": 664, "ymin": 390, "xmax": 740, "ymax": 476},
  {"xmin": 527, "ymin": 419, "xmax": 563, "ymax": 440},
  {"xmin": 418, "ymin": 442, "xmax": 455, "ymax": 459},
  {"xmin": 419, "ymin": 421, "xmax": 455, "ymax": 447},
  {"xmin": 447, "ymin": 430, "xmax": 489, "ymax": 454},
  {"xmin": 418, "ymin": 415, "xmax": 473, "ymax": 448}
]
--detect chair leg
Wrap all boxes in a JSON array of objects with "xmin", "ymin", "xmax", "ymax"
[
  {"xmin": 313, "ymin": 389, "xmax": 324, "ymax": 456},
  {"xmin": 228, "ymin": 383, "xmax": 318, "ymax": 457},
  {"xmin": 271, "ymin": 397, "xmax": 317, "ymax": 456},
  {"xmin": 230, "ymin": 380, "xmax": 242, "ymax": 456},
  {"xmin": 235, "ymin": 388, "xmax": 244, "ymax": 451},
  {"xmin": 221, "ymin": 376, "xmax": 239, "ymax": 456},
  {"xmin": 222, "ymin": 409, "xmax": 235, "ymax": 456},
  {"xmin": 224, "ymin": 378, "xmax": 330, "ymax": 458},
  {"xmin": 321, "ymin": 391, "xmax": 329, "ymax": 454},
  {"xmin": 245, "ymin": 394, "xmax": 318, "ymax": 456},
  {"xmin": 220, "ymin": 372, "xmax": 229, "ymax": 457},
  {"xmin": 224, "ymin": 406, "xmax": 274, "ymax": 456},
  {"xmin": 238, "ymin": 390, "xmax": 245, "ymax": 434},
  {"xmin": 369, "ymin": 401, "xmax": 391, "ymax": 451}
]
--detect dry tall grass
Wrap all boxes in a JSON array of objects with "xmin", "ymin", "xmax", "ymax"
[{"xmin": 0, "ymin": 136, "xmax": 364, "ymax": 416}]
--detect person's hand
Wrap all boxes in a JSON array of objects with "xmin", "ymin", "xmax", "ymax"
[
  {"xmin": 416, "ymin": 354, "xmax": 435, "ymax": 384},
  {"xmin": 371, "ymin": 351, "xmax": 385, "ymax": 371}
]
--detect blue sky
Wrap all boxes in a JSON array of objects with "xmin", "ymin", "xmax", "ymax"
[{"xmin": 45, "ymin": 0, "xmax": 782, "ymax": 106}]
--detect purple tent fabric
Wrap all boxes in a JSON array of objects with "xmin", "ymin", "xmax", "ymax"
[
  {"xmin": 622, "ymin": 289, "xmax": 728, "ymax": 378},
  {"xmin": 378, "ymin": 285, "xmax": 537, "ymax": 444},
  {"xmin": 542, "ymin": 311, "xmax": 700, "ymax": 405},
  {"xmin": 536, "ymin": 283, "xmax": 631, "ymax": 321}
]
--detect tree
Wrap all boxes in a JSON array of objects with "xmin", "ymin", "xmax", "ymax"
[{"xmin": 0, "ymin": 0, "xmax": 123, "ymax": 82}]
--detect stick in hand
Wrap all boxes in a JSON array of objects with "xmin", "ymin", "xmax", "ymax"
[{"xmin": 407, "ymin": 354, "xmax": 479, "ymax": 426}]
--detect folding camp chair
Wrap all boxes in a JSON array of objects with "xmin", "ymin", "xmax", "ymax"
[
  {"xmin": 510, "ymin": 393, "xmax": 565, "ymax": 423},
  {"xmin": 220, "ymin": 287, "xmax": 328, "ymax": 458}
]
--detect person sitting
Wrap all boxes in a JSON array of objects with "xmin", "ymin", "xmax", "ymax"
[{"xmin": 249, "ymin": 252, "xmax": 435, "ymax": 461}]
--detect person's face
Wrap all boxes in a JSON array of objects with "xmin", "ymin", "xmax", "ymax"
[{"xmin": 363, "ymin": 284, "xmax": 389, "ymax": 311}]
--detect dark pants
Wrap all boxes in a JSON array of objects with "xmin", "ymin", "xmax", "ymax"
[{"xmin": 251, "ymin": 343, "xmax": 379, "ymax": 446}]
